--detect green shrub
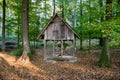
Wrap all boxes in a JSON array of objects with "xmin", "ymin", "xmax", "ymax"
[
  {"xmin": 11, "ymin": 48, "xmax": 35, "ymax": 57},
  {"xmin": 28, "ymin": 48, "xmax": 35, "ymax": 58},
  {"xmin": 11, "ymin": 48, "xmax": 23, "ymax": 56}
]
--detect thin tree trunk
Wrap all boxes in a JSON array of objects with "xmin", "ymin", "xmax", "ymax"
[
  {"xmin": 45, "ymin": 0, "xmax": 47, "ymax": 18},
  {"xmin": 88, "ymin": 0, "xmax": 91, "ymax": 53},
  {"xmin": 99, "ymin": 0, "xmax": 104, "ymax": 47},
  {"xmin": 80, "ymin": 39, "xmax": 83, "ymax": 50},
  {"xmin": 88, "ymin": 33, "xmax": 91, "ymax": 53},
  {"xmin": 99, "ymin": 38, "xmax": 104, "ymax": 46},
  {"xmin": 61, "ymin": 0, "xmax": 64, "ymax": 18},
  {"xmin": 2, "ymin": 0, "xmax": 6, "ymax": 52},
  {"xmin": 34, "ymin": 37, "xmax": 35, "ymax": 48},
  {"xmin": 17, "ymin": 13, "xmax": 20, "ymax": 47},
  {"xmin": 73, "ymin": 0, "xmax": 77, "ymax": 27},
  {"xmin": 53, "ymin": 0, "xmax": 55, "ymax": 15},
  {"xmin": 117, "ymin": 0, "xmax": 120, "ymax": 16},
  {"xmin": 34, "ymin": 1, "xmax": 37, "ymax": 48},
  {"xmin": 80, "ymin": 0, "xmax": 83, "ymax": 50}
]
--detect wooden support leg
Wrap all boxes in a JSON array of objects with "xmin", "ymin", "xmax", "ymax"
[
  {"xmin": 73, "ymin": 38, "xmax": 76, "ymax": 57},
  {"xmin": 61, "ymin": 40, "xmax": 64, "ymax": 57},
  {"xmin": 44, "ymin": 40, "xmax": 46, "ymax": 60}
]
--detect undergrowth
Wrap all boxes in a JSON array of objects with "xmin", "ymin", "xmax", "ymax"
[{"xmin": 11, "ymin": 47, "xmax": 35, "ymax": 58}]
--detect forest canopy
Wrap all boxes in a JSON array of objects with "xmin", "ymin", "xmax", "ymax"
[{"xmin": 0, "ymin": 0, "xmax": 120, "ymax": 47}]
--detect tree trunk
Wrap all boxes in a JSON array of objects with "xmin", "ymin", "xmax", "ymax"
[
  {"xmin": 99, "ymin": 38, "xmax": 104, "ymax": 47},
  {"xmin": 102, "ymin": 38, "xmax": 110, "ymax": 57},
  {"xmin": 88, "ymin": 0, "xmax": 91, "ymax": 53},
  {"xmin": 73, "ymin": 0, "xmax": 77, "ymax": 27},
  {"xmin": 2, "ymin": 0, "xmax": 6, "ymax": 52},
  {"xmin": 104, "ymin": 0, "xmax": 112, "ymax": 57},
  {"xmin": 19, "ymin": 0, "xmax": 30, "ymax": 62},
  {"xmin": 80, "ymin": 39, "xmax": 83, "ymax": 50},
  {"xmin": 80, "ymin": 0, "xmax": 83, "ymax": 50},
  {"xmin": 117, "ymin": 0, "xmax": 120, "ymax": 16},
  {"xmin": 53, "ymin": 0, "xmax": 55, "ymax": 15},
  {"xmin": 99, "ymin": 0, "xmax": 104, "ymax": 47},
  {"xmin": 88, "ymin": 34, "xmax": 91, "ymax": 53},
  {"xmin": 61, "ymin": 0, "xmax": 64, "ymax": 18},
  {"xmin": 34, "ymin": 1, "xmax": 37, "ymax": 48},
  {"xmin": 98, "ymin": 37, "xmax": 110, "ymax": 67},
  {"xmin": 17, "ymin": 13, "xmax": 20, "ymax": 47},
  {"xmin": 98, "ymin": 0, "xmax": 112, "ymax": 67},
  {"xmin": 45, "ymin": 0, "xmax": 47, "ymax": 18}
]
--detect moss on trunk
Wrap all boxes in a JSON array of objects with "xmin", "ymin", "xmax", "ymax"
[{"xmin": 98, "ymin": 52, "xmax": 111, "ymax": 68}]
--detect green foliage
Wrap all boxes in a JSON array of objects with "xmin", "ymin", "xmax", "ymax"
[
  {"xmin": 109, "ymin": 31, "xmax": 120, "ymax": 46},
  {"xmin": 0, "ymin": 0, "xmax": 120, "ymax": 49},
  {"xmin": 11, "ymin": 47, "xmax": 35, "ymax": 57},
  {"xmin": 98, "ymin": 53, "xmax": 111, "ymax": 68},
  {"xmin": 11, "ymin": 48, "xmax": 23, "ymax": 56},
  {"xmin": 105, "ymin": 18, "xmax": 120, "ymax": 47},
  {"xmin": 0, "ymin": 36, "xmax": 16, "ymax": 41},
  {"xmin": 28, "ymin": 48, "xmax": 35, "ymax": 58}
]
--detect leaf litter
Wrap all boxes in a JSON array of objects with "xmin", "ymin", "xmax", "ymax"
[{"xmin": 0, "ymin": 49, "xmax": 120, "ymax": 80}]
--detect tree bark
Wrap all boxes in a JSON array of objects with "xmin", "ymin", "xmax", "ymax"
[
  {"xmin": 73, "ymin": 0, "xmax": 77, "ymax": 27},
  {"xmin": 45, "ymin": 0, "xmax": 47, "ymax": 18},
  {"xmin": 98, "ymin": 0, "xmax": 112, "ymax": 67},
  {"xmin": 117, "ymin": 0, "xmax": 120, "ymax": 16},
  {"xmin": 2, "ymin": 0, "xmax": 6, "ymax": 52},
  {"xmin": 99, "ymin": 38, "xmax": 104, "ymax": 46},
  {"xmin": 17, "ymin": 12, "xmax": 20, "ymax": 47},
  {"xmin": 53, "ymin": 0, "xmax": 55, "ymax": 15},
  {"xmin": 105, "ymin": 0, "xmax": 112, "ymax": 20},
  {"xmin": 80, "ymin": 39, "xmax": 83, "ymax": 50},
  {"xmin": 61, "ymin": 0, "xmax": 64, "ymax": 18},
  {"xmin": 104, "ymin": 0, "xmax": 112, "ymax": 58},
  {"xmin": 88, "ymin": 0, "xmax": 91, "ymax": 53},
  {"xmin": 80, "ymin": 0, "xmax": 83, "ymax": 50},
  {"xmin": 19, "ymin": 0, "xmax": 30, "ymax": 61},
  {"xmin": 102, "ymin": 38, "xmax": 110, "ymax": 57},
  {"xmin": 88, "ymin": 33, "xmax": 91, "ymax": 53},
  {"xmin": 99, "ymin": 0, "xmax": 104, "ymax": 47}
]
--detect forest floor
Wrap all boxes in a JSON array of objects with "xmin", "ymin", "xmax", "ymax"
[{"xmin": 0, "ymin": 49, "xmax": 120, "ymax": 80}]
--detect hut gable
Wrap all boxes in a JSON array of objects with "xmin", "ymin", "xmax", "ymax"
[{"xmin": 37, "ymin": 14, "xmax": 80, "ymax": 40}]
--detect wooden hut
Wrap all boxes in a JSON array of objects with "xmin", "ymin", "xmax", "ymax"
[{"xmin": 37, "ymin": 14, "xmax": 80, "ymax": 62}]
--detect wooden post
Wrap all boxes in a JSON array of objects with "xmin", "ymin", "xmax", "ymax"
[
  {"xmin": 61, "ymin": 40, "xmax": 64, "ymax": 57},
  {"xmin": 44, "ymin": 40, "xmax": 47, "ymax": 60},
  {"xmin": 53, "ymin": 40, "xmax": 55, "ymax": 57},
  {"xmin": 73, "ymin": 37, "xmax": 76, "ymax": 57}
]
